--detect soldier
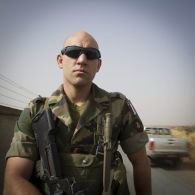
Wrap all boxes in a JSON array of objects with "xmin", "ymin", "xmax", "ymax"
[{"xmin": 3, "ymin": 31, "xmax": 151, "ymax": 195}]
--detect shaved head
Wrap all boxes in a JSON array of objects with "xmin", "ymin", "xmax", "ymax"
[{"xmin": 63, "ymin": 31, "xmax": 99, "ymax": 49}]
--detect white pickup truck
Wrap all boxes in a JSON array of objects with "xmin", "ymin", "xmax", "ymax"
[{"xmin": 145, "ymin": 127, "xmax": 189, "ymax": 165}]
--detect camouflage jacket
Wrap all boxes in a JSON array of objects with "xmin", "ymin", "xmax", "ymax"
[{"xmin": 6, "ymin": 83, "xmax": 148, "ymax": 195}]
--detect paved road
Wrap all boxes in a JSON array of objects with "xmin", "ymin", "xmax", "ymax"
[{"xmin": 119, "ymin": 148, "xmax": 195, "ymax": 195}]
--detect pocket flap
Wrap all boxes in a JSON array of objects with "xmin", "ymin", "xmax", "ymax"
[{"xmin": 59, "ymin": 153, "xmax": 102, "ymax": 167}]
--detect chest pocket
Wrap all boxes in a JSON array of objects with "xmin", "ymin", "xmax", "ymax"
[{"xmin": 70, "ymin": 116, "xmax": 104, "ymax": 155}]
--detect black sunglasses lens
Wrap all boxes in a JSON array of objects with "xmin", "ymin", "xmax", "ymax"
[
  {"xmin": 84, "ymin": 49, "xmax": 99, "ymax": 60},
  {"xmin": 65, "ymin": 47, "xmax": 81, "ymax": 58}
]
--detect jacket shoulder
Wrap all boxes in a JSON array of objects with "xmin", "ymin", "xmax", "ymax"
[
  {"xmin": 32, "ymin": 96, "xmax": 47, "ymax": 103},
  {"xmin": 109, "ymin": 92, "xmax": 126, "ymax": 100},
  {"xmin": 28, "ymin": 96, "xmax": 48, "ymax": 117}
]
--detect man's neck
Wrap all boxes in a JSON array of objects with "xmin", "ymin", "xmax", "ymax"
[{"xmin": 63, "ymin": 83, "xmax": 92, "ymax": 106}]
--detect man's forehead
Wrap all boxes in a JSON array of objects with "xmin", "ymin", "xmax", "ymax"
[{"xmin": 63, "ymin": 32, "xmax": 99, "ymax": 49}]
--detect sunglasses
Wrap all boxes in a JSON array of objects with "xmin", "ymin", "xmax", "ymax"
[{"xmin": 61, "ymin": 45, "xmax": 101, "ymax": 60}]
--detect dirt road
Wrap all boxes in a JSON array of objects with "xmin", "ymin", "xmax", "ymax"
[{"xmin": 120, "ymin": 148, "xmax": 195, "ymax": 195}]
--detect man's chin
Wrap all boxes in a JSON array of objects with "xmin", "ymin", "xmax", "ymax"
[{"xmin": 73, "ymin": 80, "xmax": 92, "ymax": 88}]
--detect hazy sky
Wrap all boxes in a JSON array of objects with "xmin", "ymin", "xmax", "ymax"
[{"xmin": 0, "ymin": 0, "xmax": 195, "ymax": 126}]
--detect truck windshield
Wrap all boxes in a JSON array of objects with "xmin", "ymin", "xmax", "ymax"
[{"xmin": 145, "ymin": 128, "xmax": 171, "ymax": 135}]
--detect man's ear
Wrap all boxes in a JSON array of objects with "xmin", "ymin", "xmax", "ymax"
[
  {"xmin": 57, "ymin": 54, "xmax": 63, "ymax": 69},
  {"xmin": 96, "ymin": 59, "xmax": 102, "ymax": 72}
]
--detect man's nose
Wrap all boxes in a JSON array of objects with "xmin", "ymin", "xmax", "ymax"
[{"xmin": 77, "ymin": 53, "xmax": 88, "ymax": 63}]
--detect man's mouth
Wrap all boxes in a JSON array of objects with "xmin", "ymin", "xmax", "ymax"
[{"xmin": 73, "ymin": 69, "xmax": 87, "ymax": 74}]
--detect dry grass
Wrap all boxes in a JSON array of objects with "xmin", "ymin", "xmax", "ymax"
[{"xmin": 171, "ymin": 125, "xmax": 195, "ymax": 163}]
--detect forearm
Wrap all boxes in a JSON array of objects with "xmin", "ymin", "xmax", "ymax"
[
  {"xmin": 128, "ymin": 148, "xmax": 152, "ymax": 195},
  {"xmin": 133, "ymin": 159, "xmax": 151, "ymax": 195},
  {"xmin": 4, "ymin": 157, "xmax": 42, "ymax": 195},
  {"xmin": 4, "ymin": 175, "xmax": 42, "ymax": 195}
]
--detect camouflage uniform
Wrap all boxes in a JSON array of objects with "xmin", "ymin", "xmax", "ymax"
[{"xmin": 6, "ymin": 83, "xmax": 148, "ymax": 195}]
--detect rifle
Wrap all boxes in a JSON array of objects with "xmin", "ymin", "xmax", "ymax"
[
  {"xmin": 102, "ymin": 113, "xmax": 112, "ymax": 195},
  {"xmin": 32, "ymin": 108, "xmax": 85, "ymax": 195}
]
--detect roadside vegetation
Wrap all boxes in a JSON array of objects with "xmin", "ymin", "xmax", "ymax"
[{"xmin": 171, "ymin": 125, "xmax": 195, "ymax": 163}]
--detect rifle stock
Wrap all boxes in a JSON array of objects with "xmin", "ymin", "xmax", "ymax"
[{"xmin": 32, "ymin": 108, "xmax": 85, "ymax": 195}]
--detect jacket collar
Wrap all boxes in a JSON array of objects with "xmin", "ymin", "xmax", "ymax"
[{"xmin": 46, "ymin": 83, "xmax": 110, "ymax": 131}]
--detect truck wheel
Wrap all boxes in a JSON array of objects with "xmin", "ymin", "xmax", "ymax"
[
  {"xmin": 148, "ymin": 157, "xmax": 153, "ymax": 166},
  {"xmin": 148, "ymin": 157, "xmax": 158, "ymax": 166},
  {"xmin": 172, "ymin": 158, "xmax": 182, "ymax": 167}
]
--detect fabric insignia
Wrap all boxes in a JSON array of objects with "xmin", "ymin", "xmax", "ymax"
[
  {"xmin": 126, "ymin": 99, "xmax": 137, "ymax": 115},
  {"xmin": 132, "ymin": 119, "xmax": 144, "ymax": 132}
]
